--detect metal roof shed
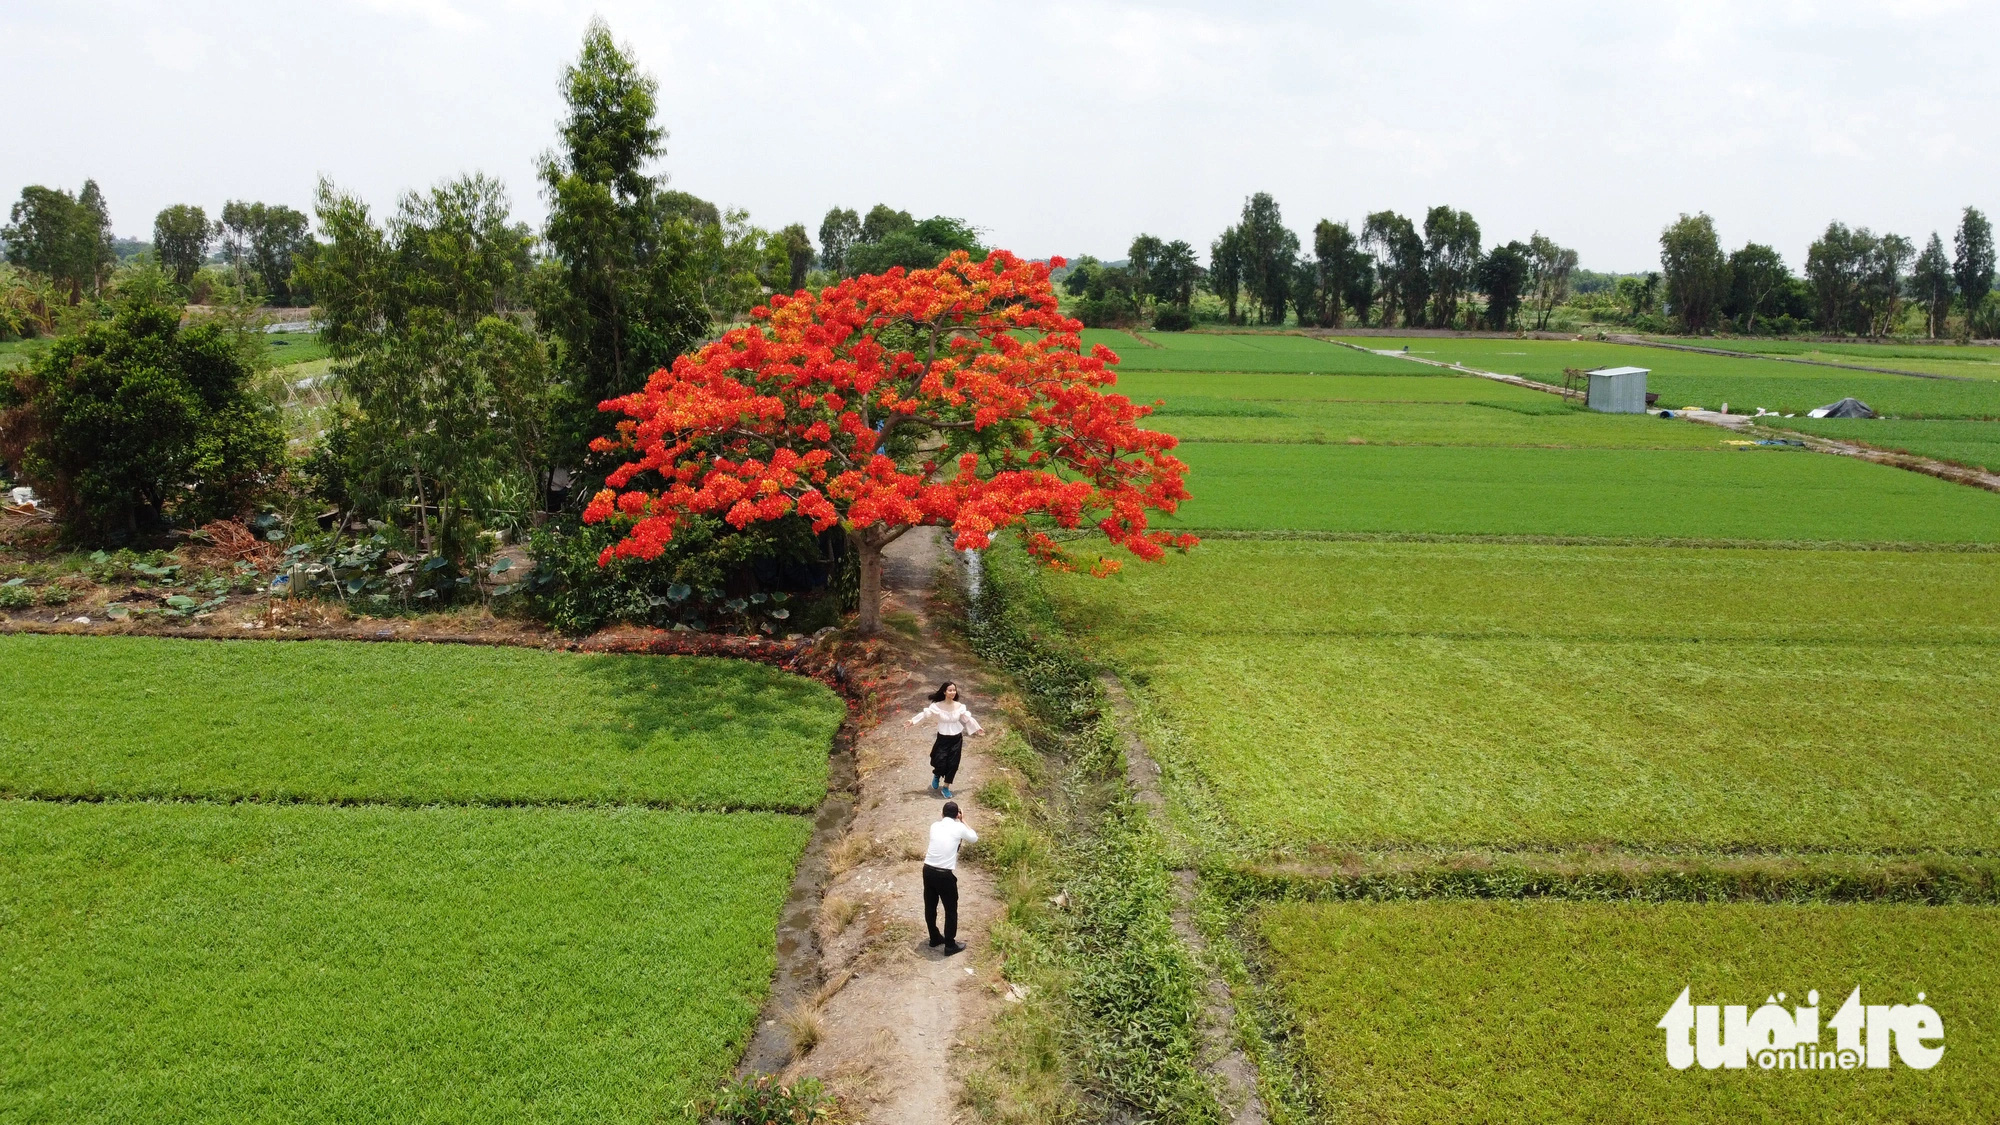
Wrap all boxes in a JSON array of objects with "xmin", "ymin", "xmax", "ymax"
[{"xmin": 1586, "ymin": 366, "xmax": 1649, "ymax": 413}]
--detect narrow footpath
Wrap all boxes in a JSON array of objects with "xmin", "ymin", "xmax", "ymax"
[{"xmin": 766, "ymin": 528, "xmax": 1010, "ymax": 1125}]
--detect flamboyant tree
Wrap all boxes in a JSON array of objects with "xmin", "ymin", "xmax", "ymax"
[{"xmin": 584, "ymin": 249, "xmax": 1195, "ymax": 631}]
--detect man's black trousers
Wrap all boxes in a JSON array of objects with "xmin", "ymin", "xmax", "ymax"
[{"xmin": 922, "ymin": 863, "xmax": 958, "ymax": 944}]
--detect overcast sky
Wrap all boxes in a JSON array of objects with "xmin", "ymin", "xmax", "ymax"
[{"xmin": 5, "ymin": 1, "xmax": 1995, "ymax": 273}]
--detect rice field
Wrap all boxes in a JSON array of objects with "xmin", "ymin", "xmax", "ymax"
[
  {"xmin": 1086, "ymin": 329, "xmax": 1416, "ymax": 373},
  {"xmin": 0, "ymin": 635, "xmax": 844, "ymax": 810},
  {"xmin": 0, "ymin": 800, "xmax": 808, "ymax": 1124},
  {"xmin": 1162, "ymin": 442, "xmax": 2000, "ymax": 542},
  {"xmin": 0, "ymin": 635, "xmax": 844, "ymax": 1123},
  {"xmin": 1048, "ymin": 539, "xmax": 2000, "ymax": 852},
  {"xmin": 1760, "ymin": 416, "xmax": 2000, "ymax": 473},
  {"xmin": 1260, "ymin": 900, "xmax": 2000, "ymax": 1123}
]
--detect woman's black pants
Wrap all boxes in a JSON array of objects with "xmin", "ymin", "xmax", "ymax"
[
  {"xmin": 930, "ymin": 733, "xmax": 964, "ymax": 785},
  {"xmin": 922, "ymin": 863, "xmax": 958, "ymax": 944}
]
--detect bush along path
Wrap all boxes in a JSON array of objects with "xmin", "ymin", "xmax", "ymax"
[{"xmin": 948, "ymin": 537, "xmax": 1226, "ymax": 1125}]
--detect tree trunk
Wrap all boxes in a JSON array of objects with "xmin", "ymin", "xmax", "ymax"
[{"xmin": 854, "ymin": 538, "xmax": 884, "ymax": 634}]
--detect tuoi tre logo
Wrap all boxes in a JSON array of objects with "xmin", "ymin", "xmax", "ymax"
[{"xmin": 1657, "ymin": 987, "xmax": 1943, "ymax": 1071}]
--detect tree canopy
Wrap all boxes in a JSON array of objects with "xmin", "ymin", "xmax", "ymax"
[{"xmin": 583, "ymin": 250, "xmax": 1194, "ymax": 631}]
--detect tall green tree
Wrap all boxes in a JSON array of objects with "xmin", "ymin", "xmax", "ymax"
[
  {"xmin": 1313, "ymin": 220, "xmax": 1362, "ymax": 328},
  {"xmin": 2, "ymin": 181, "xmax": 114, "ymax": 304},
  {"xmin": 1954, "ymin": 206, "xmax": 1994, "ymax": 337},
  {"xmin": 534, "ymin": 19, "xmax": 709, "ymax": 470},
  {"xmin": 1911, "ymin": 232, "xmax": 1954, "ymax": 339},
  {"xmin": 1805, "ymin": 222, "xmax": 1866, "ymax": 334},
  {"xmin": 1363, "ymin": 211, "xmax": 1425, "ymax": 327},
  {"xmin": 1127, "ymin": 233, "xmax": 1165, "ymax": 298},
  {"xmin": 1207, "ymin": 227, "xmax": 1244, "ymax": 323},
  {"xmin": 1724, "ymin": 243, "xmax": 1789, "ymax": 333},
  {"xmin": 843, "ymin": 213, "xmax": 982, "ymax": 276},
  {"xmin": 1525, "ymin": 232, "xmax": 1578, "ymax": 331},
  {"xmin": 1659, "ymin": 213, "xmax": 1728, "ymax": 332},
  {"xmin": 1149, "ymin": 239, "xmax": 1200, "ymax": 309},
  {"xmin": 1473, "ymin": 241, "xmax": 1530, "ymax": 330},
  {"xmin": 1859, "ymin": 232, "xmax": 1914, "ymax": 337},
  {"xmin": 1422, "ymin": 206, "xmax": 1480, "ymax": 328},
  {"xmin": 305, "ymin": 175, "xmax": 552, "ymax": 560},
  {"xmin": 152, "ymin": 204, "xmax": 213, "ymax": 287},
  {"xmin": 0, "ymin": 302, "xmax": 282, "ymax": 542},
  {"xmin": 217, "ymin": 201, "xmax": 314, "ymax": 304},
  {"xmin": 779, "ymin": 223, "xmax": 813, "ymax": 291},
  {"xmin": 1237, "ymin": 193, "xmax": 1298, "ymax": 324},
  {"xmin": 817, "ymin": 207, "xmax": 859, "ymax": 276},
  {"xmin": 860, "ymin": 204, "xmax": 914, "ymax": 245}
]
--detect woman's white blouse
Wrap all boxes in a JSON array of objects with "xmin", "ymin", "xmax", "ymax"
[{"xmin": 910, "ymin": 701, "xmax": 983, "ymax": 736}]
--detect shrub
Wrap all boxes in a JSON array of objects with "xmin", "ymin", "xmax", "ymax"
[
  {"xmin": 1151, "ymin": 306, "xmax": 1194, "ymax": 332},
  {"xmin": 700, "ymin": 1075, "xmax": 839, "ymax": 1125},
  {"xmin": 0, "ymin": 581, "xmax": 32, "ymax": 609},
  {"xmin": 0, "ymin": 302, "xmax": 283, "ymax": 544}
]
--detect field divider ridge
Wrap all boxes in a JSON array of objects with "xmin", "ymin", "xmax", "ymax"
[
  {"xmin": 1324, "ymin": 339, "xmax": 1582, "ymax": 398},
  {"xmin": 1608, "ymin": 332, "xmax": 1976, "ymax": 381}
]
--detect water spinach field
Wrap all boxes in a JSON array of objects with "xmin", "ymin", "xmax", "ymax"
[
  {"xmin": 0, "ymin": 636, "xmax": 846, "ymax": 1124},
  {"xmin": 1024, "ymin": 331, "xmax": 2000, "ymax": 1122}
]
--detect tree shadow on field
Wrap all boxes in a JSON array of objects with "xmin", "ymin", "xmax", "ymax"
[{"xmin": 572, "ymin": 650, "xmax": 842, "ymax": 763}]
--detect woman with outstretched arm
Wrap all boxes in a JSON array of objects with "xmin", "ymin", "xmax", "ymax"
[{"xmin": 909, "ymin": 680, "xmax": 983, "ymax": 799}]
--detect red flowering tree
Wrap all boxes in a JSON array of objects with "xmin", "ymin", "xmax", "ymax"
[{"xmin": 584, "ymin": 249, "xmax": 1195, "ymax": 632}]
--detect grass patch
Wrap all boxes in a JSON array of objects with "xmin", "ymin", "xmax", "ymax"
[
  {"xmin": 1120, "ymin": 370, "xmax": 1550, "ymax": 405},
  {"xmin": 1161, "ymin": 442, "xmax": 2000, "ymax": 542},
  {"xmin": 1341, "ymin": 336, "xmax": 2000, "ymax": 417},
  {"xmin": 1093, "ymin": 332, "xmax": 1417, "ymax": 374},
  {"xmin": 0, "ymin": 799, "xmax": 808, "ymax": 1124},
  {"xmin": 0, "ymin": 635, "xmax": 843, "ymax": 810},
  {"xmin": 1763, "ymin": 417, "xmax": 2000, "ymax": 472},
  {"xmin": 262, "ymin": 331, "xmax": 328, "ymax": 365},
  {"xmin": 1046, "ymin": 540, "xmax": 2000, "ymax": 852},
  {"xmin": 1259, "ymin": 900, "xmax": 2000, "ymax": 1122},
  {"xmin": 1155, "ymin": 403, "xmax": 1718, "ymax": 448}
]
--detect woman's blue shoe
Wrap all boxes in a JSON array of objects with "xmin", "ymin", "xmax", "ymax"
[
  {"xmin": 940, "ymin": 786, "xmax": 953, "ymax": 799},
  {"xmin": 930, "ymin": 778, "xmax": 941, "ymax": 794}
]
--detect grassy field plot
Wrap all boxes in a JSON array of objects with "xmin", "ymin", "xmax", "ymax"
[
  {"xmin": 1084, "ymin": 330, "xmax": 1416, "ymax": 373},
  {"xmin": 262, "ymin": 331, "xmax": 328, "ymax": 366},
  {"xmin": 1678, "ymin": 337, "xmax": 2000, "ymax": 378},
  {"xmin": 0, "ymin": 800, "xmax": 806, "ymax": 1124},
  {"xmin": 1339, "ymin": 336, "xmax": 2000, "ymax": 417},
  {"xmin": 1154, "ymin": 401, "xmax": 1727, "ymax": 448},
  {"xmin": 1162, "ymin": 442, "xmax": 2000, "ymax": 542},
  {"xmin": 1761, "ymin": 417, "xmax": 2000, "ymax": 472},
  {"xmin": 1120, "ymin": 370, "xmax": 1551, "ymax": 405},
  {"xmin": 0, "ymin": 635, "xmax": 844, "ymax": 809},
  {"xmin": 1260, "ymin": 900, "xmax": 2000, "ymax": 1123},
  {"xmin": 1048, "ymin": 540, "xmax": 2000, "ymax": 851}
]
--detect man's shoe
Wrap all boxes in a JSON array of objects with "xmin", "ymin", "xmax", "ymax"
[
  {"xmin": 942, "ymin": 941, "xmax": 966, "ymax": 956},
  {"xmin": 928, "ymin": 936, "xmax": 945, "ymax": 947}
]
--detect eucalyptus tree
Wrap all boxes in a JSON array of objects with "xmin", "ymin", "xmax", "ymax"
[
  {"xmin": 1, "ymin": 181, "xmax": 114, "ymax": 304},
  {"xmin": 1473, "ymin": 241, "xmax": 1530, "ymax": 330},
  {"xmin": 1955, "ymin": 207, "xmax": 1994, "ymax": 336},
  {"xmin": 152, "ymin": 205, "xmax": 213, "ymax": 287},
  {"xmin": 1659, "ymin": 213, "xmax": 1728, "ymax": 332},
  {"xmin": 1313, "ymin": 220, "xmax": 1364, "ymax": 328},
  {"xmin": 1208, "ymin": 227, "xmax": 1244, "ymax": 323},
  {"xmin": 1911, "ymin": 233, "xmax": 1954, "ymax": 338},
  {"xmin": 534, "ymin": 19, "xmax": 710, "ymax": 469},
  {"xmin": 1363, "ymin": 210, "xmax": 1425, "ymax": 327},
  {"xmin": 1237, "ymin": 193, "xmax": 1298, "ymax": 324},
  {"xmin": 1422, "ymin": 205, "xmax": 1480, "ymax": 328},
  {"xmin": 1725, "ymin": 242, "xmax": 1789, "ymax": 333},
  {"xmin": 1525, "ymin": 232, "xmax": 1578, "ymax": 331},
  {"xmin": 817, "ymin": 207, "xmax": 859, "ymax": 275}
]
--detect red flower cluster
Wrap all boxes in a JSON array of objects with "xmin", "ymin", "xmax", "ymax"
[{"xmin": 585, "ymin": 249, "xmax": 1195, "ymax": 576}]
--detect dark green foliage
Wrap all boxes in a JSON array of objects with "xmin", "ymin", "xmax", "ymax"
[
  {"xmin": 1420, "ymin": 205, "xmax": 1479, "ymax": 328},
  {"xmin": 3, "ymin": 302, "xmax": 282, "ymax": 543},
  {"xmin": 2, "ymin": 180, "xmax": 114, "ymax": 304},
  {"xmin": 1659, "ymin": 212, "xmax": 1728, "ymax": 332},
  {"xmin": 534, "ymin": 19, "xmax": 711, "ymax": 469},
  {"xmin": 1472, "ymin": 239, "xmax": 1529, "ymax": 329},
  {"xmin": 1363, "ymin": 210, "xmax": 1426, "ymax": 328},
  {"xmin": 527, "ymin": 513, "xmax": 836, "ymax": 636},
  {"xmin": 1722, "ymin": 241, "xmax": 1791, "ymax": 333},
  {"xmin": 1236, "ymin": 192, "xmax": 1298, "ymax": 325},
  {"xmin": 1151, "ymin": 306, "xmax": 1194, "ymax": 331},
  {"xmin": 304, "ymin": 175, "xmax": 552, "ymax": 562},
  {"xmin": 217, "ymin": 200, "xmax": 314, "ymax": 305},
  {"xmin": 843, "ymin": 212, "xmax": 984, "ymax": 276},
  {"xmin": 1954, "ymin": 205, "xmax": 1993, "ymax": 334},
  {"xmin": 816, "ymin": 207, "xmax": 859, "ymax": 275},
  {"xmin": 151, "ymin": 204, "xmax": 212, "ymax": 288},
  {"xmin": 1206, "ymin": 227, "xmax": 1244, "ymax": 323}
]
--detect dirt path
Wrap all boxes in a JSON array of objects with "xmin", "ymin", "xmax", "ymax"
[{"xmin": 770, "ymin": 528, "xmax": 1009, "ymax": 1124}]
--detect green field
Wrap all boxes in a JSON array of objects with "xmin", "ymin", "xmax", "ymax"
[
  {"xmin": 1049, "ymin": 540, "xmax": 2000, "ymax": 851},
  {"xmin": 1260, "ymin": 900, "xmax": 2000, "ymax": 1123},
  {"xmin": 0, "ymin": 800, "xmax": 807, "ymax": 1124},
  {"xmin": 1762, "ymin": 416, "xmax": 2000, "ymax": 472},
  {"xmin": 1085, "ymin": 329, "xmax": 1415, "ymax": 373},
  {"xmin": 1676, "ymin": 337, "xmax": 2000, "ymax": 380},
  {"xmin": 0, "ymin": 635, "xmax": 844, "ymax": 809},
  {"xmin": 1163, "ymin": 442, "xmax": 2000, "ymax": 542},
  {"xmin": 1153, "ymin": 400, "xmax": 1730, "ymax": 448},
  {"xmin": 1121, "ymin": 370, "xmax": 1551, "ymax": 404},
  {"xmin": 263, "ymin": 331, "xmax": 328, "ymax": 365},
  {"xmin": 1337, "ymin": 336, "xmax": 2000, "ymax": 417}
]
